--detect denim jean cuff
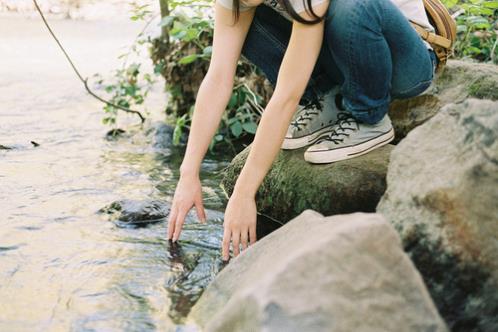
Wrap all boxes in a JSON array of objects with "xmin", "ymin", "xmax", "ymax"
[
  {"xmin": 343, "ymin": 98, "xmax": 390, "ymax": 125},
  {"xmin": 300, "ymin": 73, "xmax": 334, "ymax": 105}
]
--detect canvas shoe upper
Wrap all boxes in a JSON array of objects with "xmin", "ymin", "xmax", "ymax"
[
  {"xmin": 304, "ymin": 112, "xmax": 395, "ymax": 164},
  {"xmin": 281, "ymin": 86, "xmax": 343, "ymax": 150}
]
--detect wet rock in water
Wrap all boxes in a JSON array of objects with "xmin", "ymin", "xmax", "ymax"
[
  {"xmin": 189, "ymin": 210, "xmax": 447, "ymax": 332},
  {"xmin": 105, "ymin": 128, "xmax": 126, "ymax": 140},
  {"xmin": 0, "ymin": 144, "xmax": 12, "ymax": 150},
  {"xmin": 388, "ymin": 60, "xmax": 498, "ymax": 143},
  {"xmin": 152, "ymin": 122, "xmax": 188, "ymax": 149},
  {"xmin": 377, "ymin": 99, "xmax": 498, "ymax": 331},
  {"xmin": 99, "ymin": 199, "xmax": 170, "ymax": 228},
  {"xmin": 221, "ymin": 144, "xmax": 392, "ymax": 222},
  {"xmin": 152, "ymin": 122, "xmax": 177, "ymax": 150}
]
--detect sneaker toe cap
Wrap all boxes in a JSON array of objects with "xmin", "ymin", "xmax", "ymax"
[{"xmin": 305, "ymin": 142, "xmax": 330, "ymax": 152}]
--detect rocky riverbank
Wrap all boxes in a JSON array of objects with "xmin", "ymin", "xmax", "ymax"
[{"xmin": 190, "ymin": 60, "xmax": 498, "ymax": 331}]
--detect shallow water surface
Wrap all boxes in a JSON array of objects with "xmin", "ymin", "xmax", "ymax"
[{"xmin": 0, "ymin": 17, "xmax": 230, "ymax": 331}]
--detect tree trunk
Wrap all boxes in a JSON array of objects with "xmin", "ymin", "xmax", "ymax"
[{"xmin": 159, "ymin": 0, "xmax": 170, "ymax": 40}]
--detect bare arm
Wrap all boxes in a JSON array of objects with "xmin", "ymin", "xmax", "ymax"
[
  {"xmin": 167, "ymin": 2, "xmax": 256, "ymax": 241},
  {"xmin": 222, "ymin": 1, "xmax": 330, "ymax": 259},
  {"xmin": 234, "ymin": 5, "xmax": 328, "ymax": 196},
  {"xmin": 179, "ymin": 2, "xmax": 256, "ymax": 177}
]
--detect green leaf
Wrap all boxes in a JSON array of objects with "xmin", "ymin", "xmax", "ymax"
[
  {"xmin": 184, "ymin": 28, "xmax": 199, "ymax": 41},
  {"xmin": 228, "ymin": 93, "xmax": 238, "ymax": 109},
  {"xmin": 483, "ymin": 1, "xmax": 498, "ymax": 9},
  {"xmin": 159, "ymin": 16, "xmax": 175, "ymax": 27},
  {"xmin": 242, "ymin": 122, "xmax": 258, "ymax": 134},
  {"xmin": 230, "ymin": 121, "xmax": 243, "ymax": 137},
  {"xmin": 178, "ymin": 54, "xmax": 199, "ymax": 64}
]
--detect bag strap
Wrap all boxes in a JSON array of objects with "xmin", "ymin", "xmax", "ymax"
[{"xmin": 410, "ymin": 23, "xmax": 453, "ymax": 49}]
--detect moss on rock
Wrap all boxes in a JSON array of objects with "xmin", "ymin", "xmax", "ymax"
[{"xmin": 221, "ymin": 144, "xmax": 393, "ymax": 223}]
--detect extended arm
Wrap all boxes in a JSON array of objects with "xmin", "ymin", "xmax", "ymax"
[
  {"xmin": 222, "ymin": 1, "xmax": 330, "ymax": 259},
  {"xmin": 167, "ymin": 2, "xmax": 256, "ymax": 241},
  {"xmin": 179, "ymin": 3, "xmax": 255, "ymax": 176}
]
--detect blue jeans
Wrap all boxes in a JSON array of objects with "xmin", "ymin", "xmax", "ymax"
[{"xmin": 241, "ymin": 0, "xmax": 438, "ymax": 124}]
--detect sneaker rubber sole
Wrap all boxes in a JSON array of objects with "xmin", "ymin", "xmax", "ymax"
[
  {"xmin": 281, "ymin": 125, "xmax": 336, "ymax": 150},
  {"xmin": 303, "ymin": 128, "xmax": 395, "ymax": 164}
]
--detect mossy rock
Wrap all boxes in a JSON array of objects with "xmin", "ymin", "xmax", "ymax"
[{"xmin": 221, "ymin": 144, "xmax": 393, "ymax": 223}]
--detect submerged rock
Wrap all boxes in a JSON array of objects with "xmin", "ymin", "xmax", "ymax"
[
  {"xmin": 221, "ymin": 144, "xmax": 392, "ymax": 222},
  {"xmin": 105, "ymin": 128, "xmax": 126, "ymax": 140},
  {"xmin": 152, "ymin": 122, "xmax": 189, "ymax": 152},
  {"xmin": 389, "ymin": 60, "xmax": 498, "ymax": 143},
  {"xmin": 99, "ymin": 199, "xmax": 170, "ymax": 228},
  {"xmin": 152, "ymin": 122, "xmax": 175, "ymax": 150},
  {"xmin": 377, "ymin": 99, "xmax": 498, "ymax": 331},
  {"xmin": 189, "ymin": 210, "xmax": 447, "ymax": 332},
  {"xmin": 0, "ymin": 144, "xmax": 12, "ymax": 150}
]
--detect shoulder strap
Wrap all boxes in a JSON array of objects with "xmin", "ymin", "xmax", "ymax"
[{"xmin": 410, "ymin": 23, "xmax": 453, "ymax": 49}]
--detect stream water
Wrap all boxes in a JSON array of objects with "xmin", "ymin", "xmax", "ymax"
[{"xmin": 0, "ymin": 16, "xmax": 232, "ymax": 331}]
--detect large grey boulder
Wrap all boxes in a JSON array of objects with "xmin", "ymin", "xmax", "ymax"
[
  {"xmin": 377, "ymin": 99, "xmax": 498, "ymax": 331},
  {"xmin": 221, "ymin": 145, "xmax": 392, "ymax": 223},
  {"xmin": 389, "ymin": 60, "xmax": 498, "ymax": 142},
  {"xmin": 189, "ymin": 210, "xmax": 447, "ymax": 332}
]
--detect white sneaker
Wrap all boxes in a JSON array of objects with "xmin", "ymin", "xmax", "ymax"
[
  {"xmin": 281, "ymin": 86, "xmax": 343, "ymax": 150},
  {"xmin": 304, "ymin": 112, "xmax": 394, "ymax": 164}
]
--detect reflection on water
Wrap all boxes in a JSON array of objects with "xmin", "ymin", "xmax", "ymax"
[{"xmin": 0, "ymin": 17, "xmax": 231, "ymax": 331}]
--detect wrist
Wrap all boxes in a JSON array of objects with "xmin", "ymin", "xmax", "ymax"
[
  {"xmin": 232, "ymin": 182, "xmax": 257, "ymax": 199},
  {"xmin": 179, "ymin": 163, "xmax": 200, "ymax": 178}
]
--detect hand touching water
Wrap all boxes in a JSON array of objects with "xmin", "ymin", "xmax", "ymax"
[
  {"xmin": 166, "ymin": 172, "xmax": 257, "ymax": 261},
  {"xmin": 222, "ymin": 192, "xmax": 257, "ymax": 261},
  {"xmin": 167, "ymin": 174, "xmax": 206, "ymax": 242}
]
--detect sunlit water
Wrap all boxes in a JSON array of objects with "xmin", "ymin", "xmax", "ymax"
[{"xmin": 0, "ymin": 17, "xmax": 231, "ymax": 331}]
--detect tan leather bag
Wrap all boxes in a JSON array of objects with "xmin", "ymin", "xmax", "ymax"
[{"xmin": 411, "ymin": 0, "xmax": 457, "ymax": 72}]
